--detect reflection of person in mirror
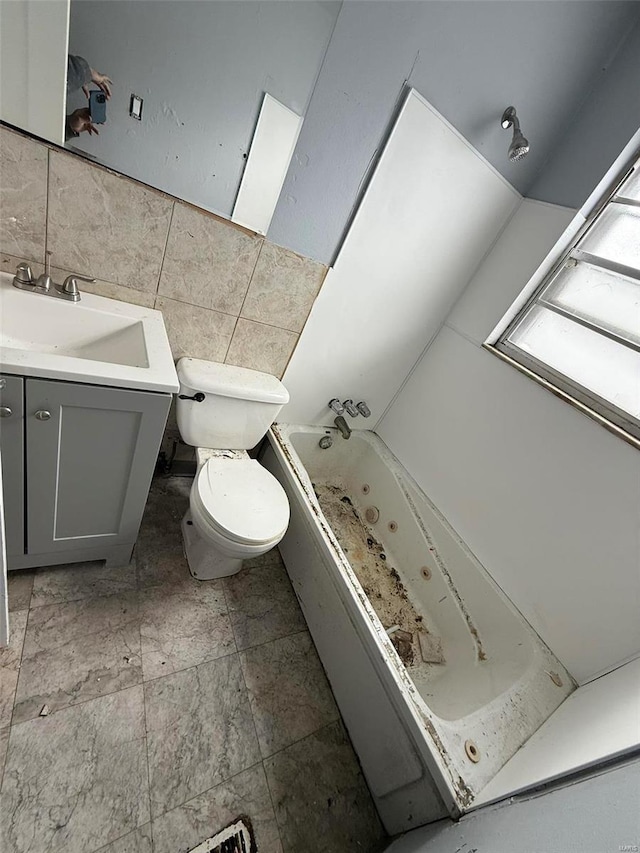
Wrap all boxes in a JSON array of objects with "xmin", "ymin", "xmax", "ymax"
[{"xmin": 65, "ymin": 55, "xmax": 113, "ymax": 140}]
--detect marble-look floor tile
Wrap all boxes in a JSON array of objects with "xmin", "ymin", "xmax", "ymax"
[
  {"xmin": 241, "ymin": 242, "xmax": 326, "ymax": 333},
  {"xmin": 225, "ymin": 318, "xmax": 298, "ymax": 379},
  {"xmin": 139, "ymin": 583, "xmax": 235, "ymax": 680},
  {"xmin": 22, "ymin": 590, "xmax": 139, "ymax": 657},
  {"xmin": 224, "ymin": 559, "xmax": 306, "ymax": 651},
  {"xmin": 0, "ymin": 127, "xmax": 47, "ymax": 263},
  {"xmin": 0, "ymin": 726, "xmax": 9, "ymax": 786},
  {"xmin": 7, "ymin": 570, "xmax": 34, "ymax": 612},
  {"xmin": 158, "ymin": 202, "xmax": 263, "ymax": 315},
  {"xmin": 152, "ymin": 764, "xmax": 282, "ymax": 853},
  {"xmin": 240, "ymin": 631, "xmax": 339, "ymax": 758},
  {"xmin": 155, "ymin": 296, "xmax": 236, "ymax": 362},
  {"xmin": 0, "ymin": 610, "xmax": 28, "ymax": 730},
  {"xmin": 13, "ymin": 592, "xmax": 141, "ymax": 724},
  {"xmin": 95, "ymin": 824, "xmax": 153, "ymax": 853},
  {"xmin": 0, "ymin": 686, "xmax": 149, "ymax": 853},
  {"xmin": 31, "ymin": 560, "xmax": 137, "ymax": 608},
  {"xmin": 264, "ymin": 720, "xmax": 386, "ymax": 853},
  {"xmin": 145, "ymin": 654, "xmax": 260, "ymax": 817},
  {"xmin": 47, "ymin": 150, "xmax": 173, "ymax": 290}
]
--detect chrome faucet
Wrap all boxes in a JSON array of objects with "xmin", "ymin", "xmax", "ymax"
[
  {"xmin": 334, "ymin": 415, "xmax": 351, "ymax": 439},
  {"xmin": 328, "ymin": 398, "xmax": 344, "ymax": 415},
  {"xmin": 12, "ymin": 256, "xmax": 94, "ymax": 303}
]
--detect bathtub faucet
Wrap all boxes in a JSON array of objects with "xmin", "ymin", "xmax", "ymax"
[{"xmin": 334, "ymin": 416, "xmax": 351, "ymax": 439}]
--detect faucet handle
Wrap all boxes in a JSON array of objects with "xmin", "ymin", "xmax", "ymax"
[
  {"xmin": 356, "ymin": 401, "xmax": 371, "ymax": 417},
  {"xmin": 328, "ymin": 398, "xmax": 345, "ymax": 415},
  {"xmin": 14, "ymin": 263, "xmax": 34, "ymax": 284},
  {"xmin": 343, "ymin": 399, "xmax": 359, "ymax": 417},
  {"xmin": 61, "ymin": 274, "xmax": 95, "ymax": 298}
]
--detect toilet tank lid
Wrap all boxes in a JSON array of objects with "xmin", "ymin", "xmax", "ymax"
[{"xmin": 176, "ymin": 358, "xmax": 289, "ymax": 405}]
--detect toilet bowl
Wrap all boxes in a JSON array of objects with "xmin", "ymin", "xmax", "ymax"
[
  {"xmin": 182, "ymin": 448, "xmax": 289, "ymax": 579},
  {"xmin": 174, "ymin": 358, "xmax": 291, "ymax": 580}
]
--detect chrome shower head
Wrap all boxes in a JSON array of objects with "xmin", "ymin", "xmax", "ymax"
[{"xmin": 501, "ymin": 106, "xmax": 530, "ymax": 162}]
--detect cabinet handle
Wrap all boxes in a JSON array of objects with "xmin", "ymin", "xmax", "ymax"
[
  {"xmin": 35, "ymin": 410, "xmax": 51, "ymax": 421},
  {"xmin": 0, "ymin": 406, "xmax": 11, "ymax": 418}
]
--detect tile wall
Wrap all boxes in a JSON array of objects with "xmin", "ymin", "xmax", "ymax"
[{"xmin": 0, "ymin": 126, "xmax": 327, "ymax": 381}]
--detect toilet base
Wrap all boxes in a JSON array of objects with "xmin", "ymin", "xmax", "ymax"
[{"xmin": 181, "ymin": 510, "xmax": 243, "ymax": 580}]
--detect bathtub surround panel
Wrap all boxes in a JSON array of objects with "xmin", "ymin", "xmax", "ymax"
[
  {"xmin": 378, "ymin": 199, "xmax": 640, "ymax": 685},
  {"xmin": 0, "ymin": 130, "xmax": 47, "ymax": 262},
  {"xmin": 281, "ymin": 90, "xmax": 520, "ymax": 427},
  {"xmin": 0, "ymin": 125, "xmax": 327, "ymax": 380}
]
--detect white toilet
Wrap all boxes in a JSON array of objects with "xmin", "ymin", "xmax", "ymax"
[{"xmin": 175, "ymin": 357, "xmax": 290, "ymax": 580}]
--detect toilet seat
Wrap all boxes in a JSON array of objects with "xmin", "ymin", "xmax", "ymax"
[{"xmin": 193, "ymin": 457, "xmax": 289, "ymax": 546}]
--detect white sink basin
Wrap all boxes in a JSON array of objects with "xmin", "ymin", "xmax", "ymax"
[{"xmin": 0, "ymin": 272, "xmax": 179, "ymax": 393}]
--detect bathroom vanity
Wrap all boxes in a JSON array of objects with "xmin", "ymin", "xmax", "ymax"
[{"xmin": 0, "ymin": 271, "xmax": 179, "ymax": 571}]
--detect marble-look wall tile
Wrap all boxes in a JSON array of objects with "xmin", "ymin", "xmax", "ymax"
[
  {"xmin": 0, "ymin": 610, "xmax": 28, "ymax": 730},
  {"xmin": 0, "ymin": 686, "xmax": 149, "ymax": 853},
  {"xmin": 264, "ymin": 721, "xmax": 386, "ymax": 853},
  {"xmin": 0, "ymin": 128, "xmax": 47, "ymax": 263},
  {"xmin": 240, "ymin": 631, "xmax": 339, "ymax": 758},
  {"xmin": 225, "ymin": 318, "xmax": 297, "ymax": 379},
  {"xmin": 47, "ymin": 151, "xmax": 172, "ymax": 291},
  {"xmin": 145, "ymin": 654, "xmax": 260, "ymax": 817},
  {"xmin": 152, "ymin": 764, "xmax": 282, "ymax": 853},
  {"xmin": 0, "ymin": 252, "xmax": 156, "ymax": 308},
  {"xmin": 159, "ymin": 202, "xmax": 263, "ymax": 315},
  {"xmin": 241, "ymin": 243, "xmax": 326, "ymax": 333},
  {"xmin": 156, "ymin": 295, "xmax": 236, "ymax": 361}
]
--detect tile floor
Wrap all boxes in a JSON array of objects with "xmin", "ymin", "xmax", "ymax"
[{"xmin": 0, "ymin": 477, "xmax": 387, "ymax": 853}]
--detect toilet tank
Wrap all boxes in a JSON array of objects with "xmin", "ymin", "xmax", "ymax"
[{"xmin": 176, "ymin": 358, "xmax": 289, "ymax": 449}]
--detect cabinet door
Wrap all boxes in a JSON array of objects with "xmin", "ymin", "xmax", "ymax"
[
  {"xmin": 0, "ymin": 375, "xmax": 24, "ymax": 557},
  {"xmin": 25, "ymin": 379, "xmax": 170, "ymax": 555}
]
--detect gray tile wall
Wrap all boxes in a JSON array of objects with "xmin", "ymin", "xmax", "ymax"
[{"xmin": 0, "ymin": 126, "xmax": 327, "ymax": 380}]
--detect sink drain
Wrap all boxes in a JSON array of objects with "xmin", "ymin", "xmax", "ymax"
[{"xmin": 187, "ymin": 817, "xmax": 255, "ymax": 852}]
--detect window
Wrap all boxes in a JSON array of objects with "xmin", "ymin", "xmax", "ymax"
[{"xmin": 493, "ymin": 154, "xmax": 640, "ymax": 445}]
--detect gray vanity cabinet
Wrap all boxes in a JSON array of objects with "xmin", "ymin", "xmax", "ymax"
[
  {"xmin": 0, "ymin": 375, "xmax": 25, "ymax": 558},
  {"xmin": 1, "ymin": 374, "xmax": 171, "ymax": 570}
]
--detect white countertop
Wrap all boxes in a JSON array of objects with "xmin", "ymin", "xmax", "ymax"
[{"xmin": 0, "ymin": 271, "xmax": 179, "ymax": 394}]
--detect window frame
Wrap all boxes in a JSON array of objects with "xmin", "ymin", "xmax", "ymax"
[{"xmin": 485, "ymin": 146, "xmax": 640, "ymax": 450}]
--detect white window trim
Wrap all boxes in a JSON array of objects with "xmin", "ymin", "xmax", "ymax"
[{"xmin": 484, "ymin": 128, "xmax": 640, "ymax": 450}]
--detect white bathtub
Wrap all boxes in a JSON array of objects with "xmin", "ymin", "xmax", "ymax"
[{"xmin": 261, "ymin": 424, "xmax": 574, "ymax": 834}]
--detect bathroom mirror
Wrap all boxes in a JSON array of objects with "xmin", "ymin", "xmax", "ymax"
[{"xmin": 53, "ymin": 1, "xmax": 340, "ymax": 232}]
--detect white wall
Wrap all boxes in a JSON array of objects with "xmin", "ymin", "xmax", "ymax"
[
  {"xmin": 281, "ymin": 90, "xmax": 520, "ymax": 427},
  {"xmin": 378, "ymin": 200, "xmax": 640, "ymax": 684}
]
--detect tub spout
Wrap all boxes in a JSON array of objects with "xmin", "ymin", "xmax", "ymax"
[{"xmin": 334, "ymin": 415, "xmax": 351, "ymax": 439}]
